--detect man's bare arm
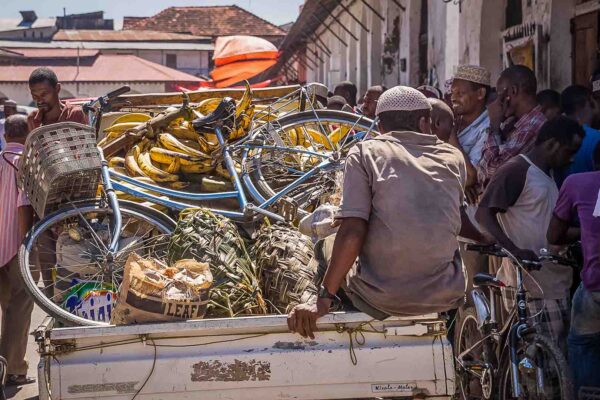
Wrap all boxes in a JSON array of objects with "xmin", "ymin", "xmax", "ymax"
[{"xmin": 322, "ymin": 217, "xmax": 369, "ymax": 294}]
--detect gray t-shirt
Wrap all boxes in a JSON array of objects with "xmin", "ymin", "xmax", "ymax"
[{"xmin": 337, "ymin": 131, "xmax": 467, "ymax": 316}]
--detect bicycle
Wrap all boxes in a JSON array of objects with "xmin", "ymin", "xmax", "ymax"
[
  {"xmin": 18, "ymin": 87, "xmax": 378, "ymax": 327},
  {"xmin": 104, "ymin": 88, "xmax": 379, "ymax": 221},
  {"xmin": 454, "ymin": 244, "xmax": 574, "ymax": 400},
  {"xmin": 17, "ymin": 88, "xmax": 177, "ymax": 327}
]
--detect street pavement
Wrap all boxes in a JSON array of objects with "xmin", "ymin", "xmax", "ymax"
[{"xmin": 1, "ymin": 305, "xmax": 45, "ymax": 400}]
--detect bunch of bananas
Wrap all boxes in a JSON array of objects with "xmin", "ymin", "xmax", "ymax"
[{"xmin": 285, "ymin": 126, "xmax": 351, "ymax": 151}]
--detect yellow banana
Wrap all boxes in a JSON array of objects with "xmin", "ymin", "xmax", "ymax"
[
  {"xmin": 169, "ymin": 122, "xmax": 199, "ymax": 140},
  {"xmin": 149, "ymin": 147, "xmax": 205, "ymax": 166},
  {"xmin": 165, "ymin": 158, "xmax": 181, "ymax": 174},
  {"xmin": 136, "ymin": 151, "xmax": 180, "ymax": 182},
  {"xmin": 108, "ymin": 157, "xmax": 125, "ymax": 168},
  {"xmin": 328, "ymin": 126, "xmax": 351, "ymax": 145},
  {"xmin": 215, "ymin": 162, "xmax": 241, "ymax": 180},
  {"xmin": 236, "ymin": 81, "xmax": 252, "ymax": 118},
  {"xmin": 111, "ymin": 113, "xmax": 151, "ymax": 125},
  {"xmin": 158, "ymin": 133, "xmax": 209, "ymax": 158},
  {"xmin": 181, "ymin": 162, "xmax": 214, "ymax": 174},
  {"xmin": 287, "ymin": 128, "xmax": 298, "ymax": 146},
  {"xmin": 125, "ymin": 146, "xmax": 147, "ymax": 177},
  {"xmin": 103, "ymin": 122, "xmax": 144, "ymax": 133},
  {"xmin": 304, "ymin": 128, "xmax": 333, "ymax": 150},
  {"xmin": 195, "ymin": 98, "xmax": 222, "ymax": 115},
  {"xmin": 166, "ymin": 181, "xmax": 189, "ymax": 190}
]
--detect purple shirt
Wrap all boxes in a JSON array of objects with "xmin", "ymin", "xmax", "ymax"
[{"xmin": 553, "ymin": 171, "xmax": 600, "ymax": 291}]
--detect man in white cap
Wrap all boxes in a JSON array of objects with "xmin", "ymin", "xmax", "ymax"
[
  {"xmin": 288, "ymin": 86, "xmax": 489, "ymax": 339},
  {"xmin": 449, "ymin": 65, "xmax": 492, "ymax": 203}
]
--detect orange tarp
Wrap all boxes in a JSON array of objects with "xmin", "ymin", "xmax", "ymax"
[{"xmin": 213, "ymin": 35, "xmax": 278, "ymax": 66}]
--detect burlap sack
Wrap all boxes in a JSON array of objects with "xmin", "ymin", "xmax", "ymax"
[{"xmin": 112, "ymin": 253, "xmax": 212, "ymax": 325}]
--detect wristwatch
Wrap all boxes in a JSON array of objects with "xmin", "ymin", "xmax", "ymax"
[{"xmin": 318, "ymin": 285, "xmax": 339, "ymax": 301}]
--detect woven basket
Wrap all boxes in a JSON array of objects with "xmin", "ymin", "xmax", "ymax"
[
  {"xmin": 253, "ymin": 224, "xmax": 317, "ymax": 314},
  {"xmin": 17, "ymin": 122, "xmax": 101, "ymax": 217},
  {"xmin": 167, "ymin": 208, "xmax": 267, "ymax": 318}
]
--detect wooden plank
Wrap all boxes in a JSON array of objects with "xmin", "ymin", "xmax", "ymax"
[{"xmin": 112, "ymin": 85, "xmax": 301, "ymax": 108}]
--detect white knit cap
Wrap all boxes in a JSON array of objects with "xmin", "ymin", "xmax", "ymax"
[{"xmin": 376, "ymin": 85, "xmax": 432, "ymax": 116}]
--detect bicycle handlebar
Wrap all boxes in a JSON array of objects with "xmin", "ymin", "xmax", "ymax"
[
  {"xmin": 82, "ymin": 85, "xmax": 131, "ymax": 113},
  {"xmin": 466, "ymin": 243, "xmax": 578, "ymax": 270}
]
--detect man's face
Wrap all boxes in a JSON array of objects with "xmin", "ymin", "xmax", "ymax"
[
  {"xmin": 3, "ymin": 104, "xmax": 17, "ymax": 117},
  {"xmin": 495, "ymin": 77, "xmax": 517, "ymax": 118},
  {"xmin": 450, "ymin": 79, "xmax": 484, "ymax": 116},
  {"xmin": 30, "ymin": 81, "xmax": 60, "ymax": 113},
  {"xmin": 362, "ymin": 90, "xmax": 382, "ymax": 119},
  {"xmin": 550, "ymin": 135, "xmax": 583, "ymax": 169},
  {"xmin": 433, "ymin": 114, "xmax": 454, "ymax": 142}
]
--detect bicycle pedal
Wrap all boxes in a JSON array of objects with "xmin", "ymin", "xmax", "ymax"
[{"xmin": 277, "ymin": 197, "xmax": 299, "ymax": 222}]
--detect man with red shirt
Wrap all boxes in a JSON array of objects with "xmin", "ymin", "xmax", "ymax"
[{"xmin": 27, "ymin": 67, "xmax": 87, "ymax": 132}]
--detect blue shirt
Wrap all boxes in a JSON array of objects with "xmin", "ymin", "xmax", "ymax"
[{"xmin": 556, "ymin": 124, "xmax": 600, "ymax": 187}]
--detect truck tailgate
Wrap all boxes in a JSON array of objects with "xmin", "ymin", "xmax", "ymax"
[{"xmin": 37, "ymin": 312, "xmax": 454, "ymax": 399}]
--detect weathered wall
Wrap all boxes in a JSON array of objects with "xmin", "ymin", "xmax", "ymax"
[{"xmin": 0, "ymin": 27, "xmax": 57, "ymax": 41}]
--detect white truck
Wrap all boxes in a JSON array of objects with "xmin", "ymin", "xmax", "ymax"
[{"xmin": 34, "ymin": 312, "xmax": 455, "ymax": 400}]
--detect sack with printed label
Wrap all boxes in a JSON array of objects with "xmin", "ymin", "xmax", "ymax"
[{"xmin": 111, "ymin": 253, "xmax": 213, "ymax": 325}]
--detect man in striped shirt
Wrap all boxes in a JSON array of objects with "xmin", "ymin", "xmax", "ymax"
[{"xmin": 0, "ymin": 114, "xmax": 37, "ymax": 386}]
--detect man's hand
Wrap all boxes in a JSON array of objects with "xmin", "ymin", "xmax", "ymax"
[
  {"xmin": 487, "ymin": 96, "xmax": 505, "ymax": 133},
  {"xmin": 511, "ymin": 248, "xmax": 539, "ymax": 262},
  {"xmin": 287, "ymin": 297, "xmax": 331, "ymax": 339}
]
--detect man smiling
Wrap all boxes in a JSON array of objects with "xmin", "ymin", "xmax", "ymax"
[{"xmin": 27, "ymin": 67, "xmax": 87, "ymax": 131}]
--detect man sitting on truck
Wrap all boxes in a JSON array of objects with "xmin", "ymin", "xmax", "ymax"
[{"xmin": 288, "ymin": 86, "xmax": 489, "ymax": 339}]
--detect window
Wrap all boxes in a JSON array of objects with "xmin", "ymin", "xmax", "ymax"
[
  {"xmin": 166, "ymin": 54, "xmax": 177, "ymax": 69},
  {"xmin": 23, "ymin": 31, "xmax": 26, "ymax": 38},
  {"xmin": 506, "ymin": 0, "xmax": 523, "ymax": 28}
]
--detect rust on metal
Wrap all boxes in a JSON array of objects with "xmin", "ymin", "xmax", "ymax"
[
  {"xmin": 272, "ymin": 341, "xmax": 318, "ymax": 350},
  {"xmin": 67, "ymin": 381, "xmax": 138, "ymax": 394},
  {"xmin": 191, "ymin": 359, "xmax": 271, "ymax": 382}
]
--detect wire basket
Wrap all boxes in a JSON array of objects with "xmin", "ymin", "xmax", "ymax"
[{"xmin": 17, "ymin": 122, "xmax": 102, "ymax": 218}]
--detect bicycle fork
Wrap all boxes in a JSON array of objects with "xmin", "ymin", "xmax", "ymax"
[{"xmin": 99, "ymin": 148, "xmax": 122, "ymax": 255}]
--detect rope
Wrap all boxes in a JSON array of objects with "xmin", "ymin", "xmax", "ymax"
[{"xmin": 335, "ymin": 321, "xmax": 387, "ymax": 366}]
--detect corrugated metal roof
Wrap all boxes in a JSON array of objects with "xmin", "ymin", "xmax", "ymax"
[
  {"xmin": 124, "ymin": 6, "xmax": 286, "ymax": 37},
  {"xmin": 0, "ymin": 17, "xmax": 56, "ymax": 31},
  {"xmin": 0, "ymin": 40, "xmax": 213, "ymax": 51},
  {"xmin": 53, "ymin": 29, "xmax": 210, "ymax": 42},
  {"xmin": 5, "ymin": 47, "xmax": 99, "ymax": 58},
  {"xmin": 0, "ymin": 54, "xmax": 204, "ymax": 82}
]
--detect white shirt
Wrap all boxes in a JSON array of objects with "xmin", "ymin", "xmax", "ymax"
[{"xmin": 594, "ymin": 189, "xmax": 600, "ymax": 217}]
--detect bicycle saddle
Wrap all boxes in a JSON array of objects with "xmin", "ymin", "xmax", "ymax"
[
  {"xmin": 192, "ymin": 97, "xmax": 236, "ymax": 131},
  {"xmin": 473, "ymin": 273, "xmax": 505, "ymax": 288}
]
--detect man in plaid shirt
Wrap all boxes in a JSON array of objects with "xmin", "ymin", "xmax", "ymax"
[{"xmin": 478, "ymin": 65, "xmax": 547, "ymax": 185}]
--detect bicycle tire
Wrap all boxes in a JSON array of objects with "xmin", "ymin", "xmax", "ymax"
[
  {"xmin": 19, "ymin": 199, "xmax": 176, "ymax": 327},
  {"xmin": 499, "ymin": 333, "xmax": 573, "ymax": 400},
  {"xmin": 454, "ymin": 307, "xmax": 493, "ymax": 400},
  {"xmin": 243, "ymin": 110, "xmax": 377, "ymax": 212}
]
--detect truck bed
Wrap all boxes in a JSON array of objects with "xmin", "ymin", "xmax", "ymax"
[{"xmin": 35, "ymin": 312, "xmax": 455, "ymax": 400}]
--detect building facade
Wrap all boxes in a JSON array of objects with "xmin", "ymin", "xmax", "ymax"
[{"xmin": 278, "ymin": 0, "xmax": 594, "ymax": 96}]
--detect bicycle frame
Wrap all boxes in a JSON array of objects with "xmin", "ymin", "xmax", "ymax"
[
  {"xmin": 461, "ymin": 258, "xmax": 533, "ymax": 398},
  {"xmin": 109, "ymin": 125, "xmax": 340, "ymax": 222}
]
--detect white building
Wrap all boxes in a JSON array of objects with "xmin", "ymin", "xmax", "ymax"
[{"xmin": 278, "ymin": 0, "xmax": 595, "ymax": 96}]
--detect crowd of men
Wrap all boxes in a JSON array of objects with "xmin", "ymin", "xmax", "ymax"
[
  {"xmin": 290, "ymin": 64, "xmax": 600, "ymax": 396},
  {"xmin": 0, "ymin": 64, "xmax": 599, "ymax": 395}
]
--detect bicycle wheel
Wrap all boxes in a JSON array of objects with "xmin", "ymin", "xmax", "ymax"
[
  {"xmin": 499, "ymin": 333, "xmax": 573, "ymax": 400},
  {"xmin": 242, "ymin": 110, "xmax": 378, "ymax": 214},
  {"xmin": 19, "ymin": 199, "xmax": 176, "ymax": 327},
  {"xmin": 454, "ymin": 307, "xmax": 494, "ymax": 400}
]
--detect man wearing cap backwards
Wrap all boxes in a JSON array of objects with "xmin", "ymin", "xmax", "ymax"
[
  {"xmin": 449, "ymin": 65, "xmax": 491, "ymax": 203},
  {"xmin": 288, "ymin": 86, "xmax": 489, "ymax": 339}
]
